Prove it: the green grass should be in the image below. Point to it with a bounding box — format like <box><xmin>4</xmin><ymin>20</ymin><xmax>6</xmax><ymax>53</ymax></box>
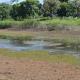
<box><xmin>40</xmin><ymin>17</ymin><xmax>80</xmax><ymax>26</ymax></box>
<box><xmin>0</xmin><ymin>35</ymin><xmax>32</xmax><ymax>41</ymax></box>
<box><xmin>0</xmin><ymin>49</ymin><xmax>80</xmax><ymax>65</ymax></box>
<box><xmin>0</xmin><ymin>30</ymin><xmax>34</xmax><ymax>41</ymax></box>
<box><xmin>0</xmin><ymin>19</ymin><xmax>39</xmax><ymax>29</ymax></box>
<box><xmin>53</xmin><ymin>38</ymin><xmax>80</xmax><ymax>47</ymax></box>
<box><xmin>0</xmin><ymin>18</ymin><xmax>80</xmax><ymax>29</ymax></box>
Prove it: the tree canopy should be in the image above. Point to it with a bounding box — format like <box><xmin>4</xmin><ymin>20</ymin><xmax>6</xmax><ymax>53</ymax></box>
<box><xmin>0</xmin><ymin>0</ymin><xmax>80</xmax><ymax>20</ymax></box>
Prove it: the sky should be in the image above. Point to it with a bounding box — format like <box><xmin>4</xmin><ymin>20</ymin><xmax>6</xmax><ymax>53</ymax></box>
<box><xmin>0</xmin><ymin>0</ymin><xmax>43</xmax><ymax>4</ymax></box>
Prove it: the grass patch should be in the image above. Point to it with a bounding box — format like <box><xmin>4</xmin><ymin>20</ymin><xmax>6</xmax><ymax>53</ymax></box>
<box><xmin>0</xmin><ymin>19</ymin><xmax>39</xmax><ymax>29</ymax></box>
<box><xmin>0</xmin><ymin>49</ymin><xmax>79</xmax><ymax>65</ymax></box>
<box><xmin>40</xmin><ymin>18</ymin><xmax>80</xmax><ymax>26</ymax></box>
<box><xmin>0</xmin><ymin>18</ymin><xmax>80</xmax><ymax>30</ymax></box>
<box><xmin>0</xmin><ymin>30</ymin><xmax>34</xmax><ymax>41</ymax></box>
<box><xmin>52</xmin><ymin>37</ymin><xmax>80</xmax><ymax>50</ymax></box>
<box><xmin>0</xmin><ymin>35</ymin><xmax>32</xmax><ymax>41</ymax></box>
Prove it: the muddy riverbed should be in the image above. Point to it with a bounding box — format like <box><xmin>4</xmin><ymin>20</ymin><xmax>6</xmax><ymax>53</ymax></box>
<box><xmin>0</xmin><ymin>39</ymin><xmax>80</xmax><ymax>56</ymax></box>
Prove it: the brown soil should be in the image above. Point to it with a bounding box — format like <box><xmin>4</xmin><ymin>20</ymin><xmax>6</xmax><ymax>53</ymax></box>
<box><xmin>1</xmin><ymin>29</ymin><xmax>80</xmax><ymax>36</ymax></box>
<box><xmin>0</xmin><ymin>56</ymin><xmax>80</xmax><ymax>80</ymax></box>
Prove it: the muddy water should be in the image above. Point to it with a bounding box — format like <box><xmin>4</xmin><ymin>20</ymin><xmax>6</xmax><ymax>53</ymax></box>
<box><xmin>0</xmin><ymin>39</ymin><xmax>79</xmax><ymax>55</ymax></box>
<box><xmin>0</xmin><ymin>39</ymin><xmax>54</xmax><ymax>51</ymax></box>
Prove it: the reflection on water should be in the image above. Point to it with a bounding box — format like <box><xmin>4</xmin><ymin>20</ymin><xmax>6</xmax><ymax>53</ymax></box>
<box><xmin>0</xmin><ymin>39</ymin><xmax>50</xmax><ymax>51</ymax></box>
<box><xmin>0</xmin><ymin>39</ymin><xmax>79</xmax><ymax>55</ymax></box>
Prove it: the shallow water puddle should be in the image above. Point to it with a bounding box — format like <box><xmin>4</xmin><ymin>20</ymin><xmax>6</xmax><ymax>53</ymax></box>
<box><xmin>0</xmin><ymin>39</ymin><xmax>79</xmax><ymax>56</ymax></box>
<box><xmin>0</xmin><ymin>39</ymin><xmax>53</xmax><ymax>51</ymax></box>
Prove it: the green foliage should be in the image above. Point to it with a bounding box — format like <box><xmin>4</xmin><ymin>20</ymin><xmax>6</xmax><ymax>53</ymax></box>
<box><xmin>59</xmin><ymin>0</ymin><xmax>68</xmax><ymax>2</ymax></box>
<box><xmin>0</xmin><ymin>19</ymin><xmax>40</xmax><ymax>29</ymax></box>
<box><xmin>0</xmin><ymin>6</ymin><xmax>6</xmax><ymax>20</ymax></box>
<box><xmin>10</xmin><ymin>3</ymin><xmax>27</xmax><ymax>20</ymax></box>
<box><xmin>57</xmin><ymin>2</ymin><xmax>69</xmax><ymax>17</ymax></box>
<box><xmin>0</xmin><ymin>18</ymin><xmax>80</xmax><ymax>30</ymax></box>
<box><xmin>0</xmin><ymin>4</ymin><xmax>10</xmax><ymax>20</ymax></box>
<box><xmin>10</xmin><ymin>0</ymin><xmax>40</xmax><ymax>20</ymax></box>
<box><xmin>42</xmin><ymin>0</ymin><xmax>80</xmax><ymax>17</ymax></box>
<box><xmin>0</xmin><ymin>0</ymin><xmax>80</xmax><ymax>19</ymax></box>
<box><xmin>0</xmin><ymin>21</ymin><xmax>12</xmax><ymax>29</ymax></box>
<box><xmin>43</xmin><ymin>0</ymin><xmax>60</xmax><ymax>17</ymax></box>
<box><xmin>19</xmin><ymin>19</ymin><xmax>40</xmax><ymax>29</ymax></box>
<box><xmin>69</xmin><ymin>0</ymin><xmax>80</xmax><ymax>17</ymax></box>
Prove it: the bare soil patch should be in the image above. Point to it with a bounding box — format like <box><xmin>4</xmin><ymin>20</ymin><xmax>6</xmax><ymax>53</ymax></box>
<box><xmin>0</xmin><ymin>56</ymin><xmax>80</xmax><ymax>80</ymax></box>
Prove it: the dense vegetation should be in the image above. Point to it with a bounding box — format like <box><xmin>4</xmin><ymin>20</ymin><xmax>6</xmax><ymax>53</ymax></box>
<box><xmin>0</xmin><ymin>0</ymin><xmax>80</xmax><ymax>20</ymax></box>
<box><xmin>0</xmin><ymin>0</ymin><xmax>79</xmax><ymax>30</ymax></box>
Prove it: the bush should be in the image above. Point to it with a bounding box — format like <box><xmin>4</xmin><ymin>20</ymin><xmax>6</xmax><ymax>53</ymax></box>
<box><xmin>0</xmin><ymin>21</ymin><xmax>12</xmax><ymax>29</ymax></box>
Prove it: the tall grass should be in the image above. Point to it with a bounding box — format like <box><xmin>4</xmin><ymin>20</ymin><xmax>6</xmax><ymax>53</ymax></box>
<box><xmin>0</xmin><ymin>18</ymin><xmax>80</xmax><ymax>30</ymax></box>
<box><xmin>53</xmin><ymin>37</ymin><xmax>80</xmax><ymax>51</ymax></box>
<box><xmin>0</xmin><ymin>35</ymin><xmax>32</xmax><ymax>41</ymax></box>
<box><xmin>40</xmin><ymin>17</ymin><xmax>80</xmax><ymax>30</ymax></box>
<box><xmin>40</xmin><ymin>17</ymin><xmax>80</xmax><ymax>26</ymax></box>
<box><xmin>0</xmin><ymin>19</ymin><xmax>39</xmax><ymax>29</ymax></box>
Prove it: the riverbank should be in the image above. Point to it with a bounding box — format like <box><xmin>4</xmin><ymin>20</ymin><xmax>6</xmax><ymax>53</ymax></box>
<box><xmin>0</xmin><ymin>18</ymin><xmax>80</xmax><ymax>31</ymax></box>
<box><xmin>0</xmin><ymin>55</ymin><xmax>80</xmax><ymax>80</ymax></box>
<box><xmin>0</xmin><ymin>29</ymin><xmax>80</xmax><ymax>80</ymax></box>
<box><xmin>0</xmin><ymin>30</ymin><xmax>80</xmax><ymax>50</ymax></box>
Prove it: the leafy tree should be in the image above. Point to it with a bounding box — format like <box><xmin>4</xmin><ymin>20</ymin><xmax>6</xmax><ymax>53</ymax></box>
<box><xmin>38</xmin><ymin>3</ymin><xmax>43</xmax><ymax>16</ymax></box>
<box><xmin>1</xmin><ymin>3</ymin><xmax>11</xmax><ymax>18</ymax></box>
<box><xmin>43</xmin><ymin>0</ymin><xmax>60</xmax><ymax>17</ymax></box>
<box><xmin>65</xmin><ymin>2</ymin><xmax>77</xmax><ymax>17</ymax></box>
<box><xmin>0</xmin><ymin>3</ymin><xmax>10</xmax><ymax>20</ymax></box>
<box><xmin>57</xmin><ymin>2</ymin><xmax>69</xmax><ymax>17</ymax></box>
<box><xmin>69</xmin><ymin>0</ymin><xmax>80</xmax><ymax>17</ymax></box>
<box><xmin>25</xmin><ymin>0</ymin><xmax>40</xmax><ymax>18</ymax></box>
<box><xmin>0</xmin><ymin>6</ymin><xmax>6</xmax><ymax>20</ymax></box>
<box><xmin>3</xmin><ymin>0</ymin><xmax>80</xmax><ymax>19</ymax></box>
<box><xmin>10</xmin><ymin>2</ymin><xmax>27</xmax><ymax>20</ymax></box>
<box><xmin>10</xmin><ymin>0</ymin><xmax>40</xmax><ymax>20</ymax></box>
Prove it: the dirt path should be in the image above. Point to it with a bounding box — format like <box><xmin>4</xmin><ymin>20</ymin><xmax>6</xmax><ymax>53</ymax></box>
<box><xmin>0</xmin><ymin>56</ymin><xmax>80</xmax><ymax>80</ymax></box>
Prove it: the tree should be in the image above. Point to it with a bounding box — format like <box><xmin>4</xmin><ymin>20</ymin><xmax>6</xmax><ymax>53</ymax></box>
<box><xmin>43</xmin><ymin>0</ymin><xmax>60</xmax><ymax>17</ymax></box>
<box><xmin>10</xmin><ymin>0</ymin><xmax>40</xmax><ymax>20</ymax></box>
<box><xmin>57</xmin><ymin>2</ymin><xmax>69</xmax><ymax>17</ymax></box>
<box><xmin>2</xmin><ymin>3</ymin><xmax>11</xmax><ymax>18</ymax></box>
<box><xmin>26</xmin><ymin>0</ymin><xmax>40</xmax><ymax>18</ymax></box>
<box><xmin>38</xmin><ymin>3</ymin><xmax>43</xmax><ymax>16</ymax></box>
<box><xmin>69</xmin><ymin>0</ymin><xmax>80</xmax><ymax>17</ymax></box>
<box><xmin>10</xmin><ymin>3</ymin><xmax>27</xmax><ymax>20</ymax></box>
<box><xmin>0</xmin><ymin>3</ymin><xmax>10</xmax><ymax>20</ymax></box>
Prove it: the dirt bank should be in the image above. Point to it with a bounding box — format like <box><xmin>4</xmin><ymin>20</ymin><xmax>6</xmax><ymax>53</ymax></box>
<box><xmin>0</xmin><ymin>56</ymin><xmax>80</xmax><ymax>80</ymax></box>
